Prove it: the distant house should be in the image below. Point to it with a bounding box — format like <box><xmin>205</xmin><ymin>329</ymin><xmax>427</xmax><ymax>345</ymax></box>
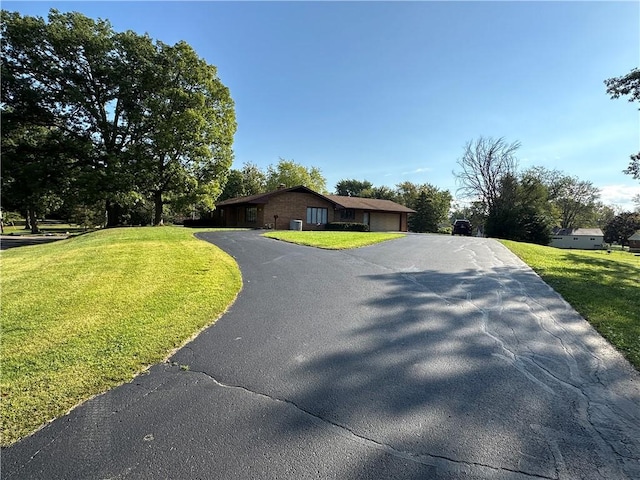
<box><xmin>549</xmin><ymin>228</ymin><xmax>604</xmax><ymax>250</ymax></box>
<box><xmin>213</xmin><ymin>185</ymin><xmax>415</xmax><ymax>232</ymax></box>
<box><xmin>628</xmin><ymin>231</ymin><xmax>640</xmax><ymax>253</ymax></box>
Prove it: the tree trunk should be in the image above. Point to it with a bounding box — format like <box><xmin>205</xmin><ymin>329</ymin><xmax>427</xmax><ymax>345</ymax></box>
<box><xmin>153</xmin><ymin>191</ymin><xmax>164</xmax><ymax>226</ymax></box>
<box><xmin>105</xmin><ymin>200</ymin><xmax>120</xmax><ymax>228</ymax></box>
<box><xmin>28</xmin><ymin>207</ymin><xmax>39</xmax><ymax>234</ymax></box>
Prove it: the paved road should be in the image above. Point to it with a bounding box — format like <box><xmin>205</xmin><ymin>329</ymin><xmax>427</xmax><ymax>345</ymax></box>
<box><xmin>3</xmin><ymin>231</ymin><xmax>639</xmax><ymax>479</ymax></box>
<box><xmin>0</xmin><ymin>234</ymin><xmax>68</xmax><ymax>250</ymax></box>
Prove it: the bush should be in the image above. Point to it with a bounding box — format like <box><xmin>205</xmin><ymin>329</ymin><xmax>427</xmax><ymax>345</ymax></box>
<box><xmin>325</xmin><ymin>222</ymin><xmax>370</xmax><ymax>232</ymax></box>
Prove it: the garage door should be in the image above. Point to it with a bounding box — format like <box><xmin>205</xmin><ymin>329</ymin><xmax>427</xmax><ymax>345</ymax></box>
<box><xmin>369</xmin><ymin>213</ymin><xmax>400</xmax><ymax>232</ymax></box>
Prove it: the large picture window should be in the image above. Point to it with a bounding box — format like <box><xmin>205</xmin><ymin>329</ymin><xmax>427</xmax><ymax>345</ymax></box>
<box><xmin>306</xmin><ymin>207</ymin><xmax>328</xmax><ymax>224</ymax></box>
<box><xmin>246</xmin><ymin>207</ymin><xmax>257</xmax><ymax>223</ymax></box>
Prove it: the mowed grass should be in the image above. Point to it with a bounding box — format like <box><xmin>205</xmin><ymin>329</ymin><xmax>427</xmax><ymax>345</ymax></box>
<box><xmin>2</xmin><ymin>221</ymin><xmax>91</xmax><ymax>236</ymax></box>
<box><xmin>262</xmin><ymin>230</ymin><xmax>405</xmax><ymax>249</ymax></box>
<box><xmin>501</xmin><ymin>240</ymin><xmax>640</xmax><ymax>369</ymax></box>
<box><xmin>0</xmin><ymin>227</ymin><xmax>241</xmax><ymax>446</ymax></box>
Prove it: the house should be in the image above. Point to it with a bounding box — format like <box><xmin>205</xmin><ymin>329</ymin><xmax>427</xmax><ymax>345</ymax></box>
<box><xmin>628</xmin><ymin>231</ymin><xmax>640</xmax><ymax>253</ymax></box>
<box><xmin>213</xmin><ymin>185</ymin><xmax>415</xmax><ymax>232</ymax></box>
<box><xmin>549</xmin><ymin>228</ymin><xmax>605</xmax><ymax>250</ymax></box>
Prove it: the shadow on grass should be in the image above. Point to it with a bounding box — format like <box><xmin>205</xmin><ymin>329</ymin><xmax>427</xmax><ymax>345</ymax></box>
<box><xmin>529</xmin><ymin>253</ymin><xmax>640</xmax><ymax>368</ymax></box>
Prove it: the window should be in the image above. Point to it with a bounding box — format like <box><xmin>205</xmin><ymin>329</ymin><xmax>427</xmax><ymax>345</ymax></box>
<box><xmin>340</xmin><ymin>208</ymin><xmax>355</xmax><ymax>220</ymax></box>
<box><xmin>246</xmin><ymin>207</ymin><xmax>257</xmax><ymax>223</ymax></box>
<box><xmin>306</xmin><ymin>207</ymin><xmax>328</xmax><ymax>224</ymax></box>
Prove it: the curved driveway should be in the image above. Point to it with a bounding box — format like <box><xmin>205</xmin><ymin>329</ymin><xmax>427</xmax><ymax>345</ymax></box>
<box><xmin>3</xmin><ymin>231</ymin><xmax>640</xmax><ymax>479</ymax></box>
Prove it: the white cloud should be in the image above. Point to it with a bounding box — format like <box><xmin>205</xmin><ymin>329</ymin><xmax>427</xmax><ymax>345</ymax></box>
<box><xmin>599</xmin><ymin>184</ymin><xmax>640</xmax><ymax>211</ymax></box>
<box><xmin>401</xmin><ymin>167</ymin><xmax>432</xmax><ymax>175</ymax></box>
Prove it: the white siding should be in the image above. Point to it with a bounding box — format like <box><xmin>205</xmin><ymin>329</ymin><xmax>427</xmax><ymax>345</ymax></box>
<box><xmin>550</xmin><ymin>235</ymin><xmax>604</xmax><ymax>250</ymax></box>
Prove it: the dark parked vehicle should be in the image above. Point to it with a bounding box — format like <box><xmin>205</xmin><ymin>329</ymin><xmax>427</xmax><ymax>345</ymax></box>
<box><xmin>452</xmin><ymin>219</ymin><xmax>472</xmax><ymax>236</ymax></box>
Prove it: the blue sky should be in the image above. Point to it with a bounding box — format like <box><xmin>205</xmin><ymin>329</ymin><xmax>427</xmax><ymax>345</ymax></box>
<box><xmin>5</xmin><ymin>1</ymin><xmax>640</xmax><ymax>210</ymax></box>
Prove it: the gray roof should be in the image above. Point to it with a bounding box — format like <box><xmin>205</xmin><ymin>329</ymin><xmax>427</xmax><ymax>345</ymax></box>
<box><xmin>325</xmin><ymin>195</ymin><xmax>416</xmax><ymax>213</ymax></box>
<box><xmin>552</xmin><ymin>228</ymin><xmax>604</xmax><ymax>236</ymax></box>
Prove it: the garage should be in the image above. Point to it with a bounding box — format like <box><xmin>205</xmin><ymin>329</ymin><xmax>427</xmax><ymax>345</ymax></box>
<box><xmin>369</xmin><ymin>212</ymin><xmax>401</xmax><ymax>232</ymax></box>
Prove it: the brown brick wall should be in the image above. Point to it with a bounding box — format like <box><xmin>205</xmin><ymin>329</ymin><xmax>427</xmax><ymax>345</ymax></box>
<box><xmin>264</xmin><ymin>192</ymin><xmax>336</xmax><ymax>230</ymax></box>
<box><xmin>216</xmin><ymin>191</ymin><xmax>411</xmax><ymax>231</ymax></box>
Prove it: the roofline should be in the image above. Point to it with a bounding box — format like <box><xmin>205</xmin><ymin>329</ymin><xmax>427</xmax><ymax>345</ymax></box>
<box><xmin>216</xmin><ymin>185</ymin><xmax>416</xmax><ymax>213</ymax></box>
<box><xmin>216</xmin><ymin>185</ymin><xmax>341</xmax><ymax>207</ymax></box>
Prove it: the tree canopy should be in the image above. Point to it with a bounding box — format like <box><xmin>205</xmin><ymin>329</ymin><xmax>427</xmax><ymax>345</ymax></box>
<box><xmin>1</xmin><ymin>9</ymin><xmax>236</xmax><ymax>227</ymax></box>
<box><xmin>335</xmin><ymin>179</ymin><xmax>373</xmax><ymax>197</ymax></box>
<box><xmin>265</xmin><ymin>158</ymin><xmax>327</xmax><ymax>193</ymax></box>
<box><xmin>604</xmin><ymin>211</ymin><xmax>640</xmax><ymax>247</ymax></box>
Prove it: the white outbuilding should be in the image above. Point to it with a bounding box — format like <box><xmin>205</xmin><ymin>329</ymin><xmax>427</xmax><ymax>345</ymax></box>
<box><xmin>549</xmin><ymin>228</ymin><xmax>605</xmax><ymax>250</ymax></box>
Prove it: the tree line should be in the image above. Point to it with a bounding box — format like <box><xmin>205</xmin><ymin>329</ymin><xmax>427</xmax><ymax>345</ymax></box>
<box><xmin>1</xmin><ymin>9</ymin><xmax>236</xmax><ymax>232</ymax></box>
<box><xmin>2</xmin><ymin>9</ymin><xmax>637</xmax><ymax>242</ymax></box>
<box><xmin>450</xmin><ymin>136</ymin><xmax>640</xmax><ymax>245</ymax></box>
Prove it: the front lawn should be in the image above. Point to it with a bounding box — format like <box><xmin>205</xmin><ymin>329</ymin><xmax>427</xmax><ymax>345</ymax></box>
<box><xmin>262</xmin><ymin>230</ymin><xmax>405</xmax><ymax>249</ymax></box>
<box><xmin>501</xmin><ymin>240</ymin><xmax>640</xmax><ymax>370</ymax></box>
<box><xmin>0</xmin><ymin>227</ymin><xmax>241</xmax><ymax>446</ymax></box>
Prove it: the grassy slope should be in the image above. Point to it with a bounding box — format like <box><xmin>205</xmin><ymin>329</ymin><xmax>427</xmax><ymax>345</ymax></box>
<box><xmin>501</xmin><ymin>240</ymin><xmax>640</xmax><ymax>369</ymax></box>
<box><xmin>0</xmin><ymin>227</ymin><xmax>241</xmax><ymax>445</ymax></box>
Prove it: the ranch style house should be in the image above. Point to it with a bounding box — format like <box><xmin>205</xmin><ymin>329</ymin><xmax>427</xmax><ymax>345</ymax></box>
<box><xmin>213</xmin><ymin>185</ymin><xmax>415</xmax><ymax>232</ymax></box>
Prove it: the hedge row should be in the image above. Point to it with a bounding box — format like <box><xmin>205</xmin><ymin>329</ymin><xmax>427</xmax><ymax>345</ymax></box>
<box><xmin>325</xmin><ymin>222</ymin><xmax>370</xmax><ymax>232</ymax></box>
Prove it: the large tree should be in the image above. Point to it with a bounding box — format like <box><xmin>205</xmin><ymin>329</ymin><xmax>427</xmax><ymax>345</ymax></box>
<box><xmin>136</xmin><ymin>40</ymin><xmax>236</xmax><ymax>225</ymax></box>
<box><xmin>219</xmin><ymin>162</ymin><xmax>267</xmax><ymax>201</ymax></box>
<box><xmin>552</xmin><ymin>176</ymin><xmax>600</xmax><ymax>229</ymax></box>
<box><xmin>604</xmin><ymin>212</ymin><xmax>640</xmax><ymax>247</ymax></box>
<box><xmin>395</xmin><ymin>182</ymin><xmax>452</xmax><ymax>233</ymax></box>
<box><xmin>1</xmin><ymin>10</ymin><xmax>148</xmax><ymax>225</ymax></box>
<box><xmin>523</xmin><ymin>167</ymin><xmax>600</xmax><ymax>228</ymax></box>
<box><xmin>335</xmin><ymin>179</ymin><xmax>373</xmax><ymax>197</ymax></box>
<box><xmin>454</xmin><ymin>136</ymin><xmax>521</xmax><ymax>217</ymax></box>
<box><xmin>605</xmin><ymin>68</ymin><xmax>640</xmax><ymax>181</ymax></box>
<box><xmin>485</xmin><ymin>173</ymin><xmax>552</xmax><ymax>245</ymax></box>
<box><xmin>265</xmin><ymin>158</ymin><xmax>327</xmax><ymax>193</ymax></box>
<box><xmin>0</xmin><ymin>9</ymin><xmax>235</xmax><ymax>226</ymax></box>
<box><xmin>1</xmin><ymin>125</ymin><xmax>81</xmax><ymax>232</ymax></box>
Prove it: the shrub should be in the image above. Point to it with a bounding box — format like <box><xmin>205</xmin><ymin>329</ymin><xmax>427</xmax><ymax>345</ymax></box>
<box><xmin>325</xmin><ymin>222</ymin><xmax>370</xmax><ymax>232</ymax></box>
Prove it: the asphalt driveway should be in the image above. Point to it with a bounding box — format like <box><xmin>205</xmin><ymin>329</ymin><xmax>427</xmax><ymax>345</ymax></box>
<box><xmin>3</xmin><ymin>231</ymin><xmax>639</xmax><ymax>479</ymax></box>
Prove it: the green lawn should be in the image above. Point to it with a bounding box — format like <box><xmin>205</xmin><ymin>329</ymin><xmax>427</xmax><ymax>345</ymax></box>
<box><xmin>262</xmin><ymin>230</ymin><xmax>405</xmax><ymax>249</ymax></box>
<box><xmin>0</xmin><ymin>227</ymin><xmax>241</xmax><ymax>446</ymax></box>
<box><xmin>3</xmin><ymin>229</ymin><xmax>637</xmax><ymax>445</ymax></box>
<box><xmin>501</xmin><ymin>240</ymin><xmax>640</xmax><ymax>370</ymax></box>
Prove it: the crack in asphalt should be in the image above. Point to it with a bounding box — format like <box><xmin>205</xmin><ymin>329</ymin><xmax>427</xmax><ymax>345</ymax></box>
<box><xmin>185</xmin><ymin>368</ymin><xmax>556</xmax><ymax>480</ymax></box>
<box><xmin>343</xmin><ymin>239</ymin><xmax>639</xmax><ymax>478</ymax></box>
<box><xmin>460</xmin><ymin>263</ymin><xmax>639</xmax><ymax>478</ymax></box>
